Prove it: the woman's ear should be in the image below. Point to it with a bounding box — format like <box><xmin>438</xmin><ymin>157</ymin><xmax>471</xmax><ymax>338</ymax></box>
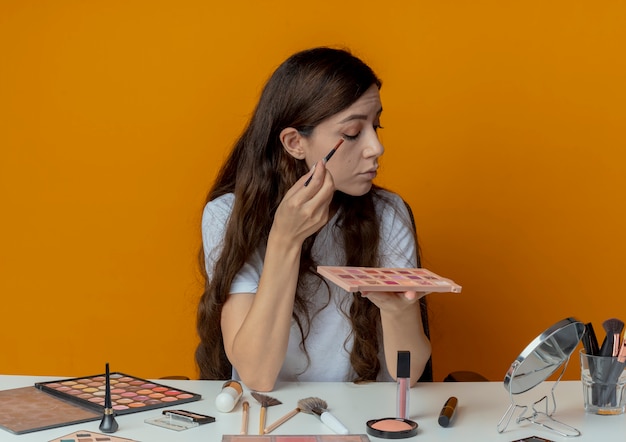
<box><xmin>280</xmin><ymin>127</ymin><xmax>306</xmax><ymax>160</ymax></box>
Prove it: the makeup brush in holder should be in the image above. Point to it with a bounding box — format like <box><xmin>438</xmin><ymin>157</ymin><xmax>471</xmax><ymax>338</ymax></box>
<box><xmin>99</xmin><ymin>363</ymin><xmax>119</xmax><ymax>433</ymax></box>
<box><xmin>298</xmin><ymin>396</ymin><xmax>349</xmax><ymax>435</ymax></box>
<box><xmin>251</xmin><ymin>392</ymin><xmax>282</xmax><ymax>435</ymax></box>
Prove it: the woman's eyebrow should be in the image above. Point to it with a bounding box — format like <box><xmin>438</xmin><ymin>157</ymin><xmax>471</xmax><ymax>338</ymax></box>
<box><xmin>338</xmin><ymin>107</ymin><xmax>383</xmax><ymax>124</ymax></box>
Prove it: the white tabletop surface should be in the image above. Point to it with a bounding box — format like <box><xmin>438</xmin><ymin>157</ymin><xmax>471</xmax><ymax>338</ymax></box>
<box><xmin>1</xmin><ymin>375</ymin><xmax>626</xmax><ymax>441</ymax></box>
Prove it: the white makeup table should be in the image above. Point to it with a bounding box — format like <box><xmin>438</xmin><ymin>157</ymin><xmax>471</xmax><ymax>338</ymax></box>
<box><xmin>1</xmin><ymin>376</ymin><xmax>625</xmax><ymax>441</ymax></box>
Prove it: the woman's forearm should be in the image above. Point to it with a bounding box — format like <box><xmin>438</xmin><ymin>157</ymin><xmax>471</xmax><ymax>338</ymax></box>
<box><xmin>222</xmin><ymin>230</ymin><xmax>303</xmax><ymax>391</ymax></box>
<box><xmin>380</xmin><ymin>303</ymin><xmax>432</xmax><ymax>386</ymax></box>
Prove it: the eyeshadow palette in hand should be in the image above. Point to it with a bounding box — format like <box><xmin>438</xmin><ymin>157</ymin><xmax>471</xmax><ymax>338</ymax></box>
<box><xmin>317</xmin><ymin>266</ymin><xmax>462</xmax><ymax>293</ymax></box>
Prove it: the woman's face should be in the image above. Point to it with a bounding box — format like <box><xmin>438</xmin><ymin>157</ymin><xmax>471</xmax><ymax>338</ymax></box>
<box><xmin>302</xmin><ymin>84</ymin><xmax>384</xmax><ymax>196</ymax></box>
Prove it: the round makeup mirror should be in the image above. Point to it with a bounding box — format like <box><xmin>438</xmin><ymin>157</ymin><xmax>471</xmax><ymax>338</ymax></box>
<box><xmin>497</xmin><ymin>317</ymin><xmax>585</xmax><ymax>437</ymax></box>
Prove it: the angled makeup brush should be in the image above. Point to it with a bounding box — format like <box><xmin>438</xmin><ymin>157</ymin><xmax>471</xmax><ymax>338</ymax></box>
<box><xmin>599</xmin><ymin>318</ymin><xmax>624</xmax><ymax>357</ymax></box>
<box><xmin>99</xmin><ymin>362</ymin><xmax>119</xmax><ymax>433</ymax></box>
<box><xmin>583</xmin><ymin>322</ymin><xmax>600</xmax><ymax>356</ymax></box>
<box><xmin>303</xmin><ymin>138</ymin><xmax>345</xmax><ymax>186</ymax></box>
<box><xmin>298</xmin><ymin>396</ymin><xmax>349</xmax><ymax>435</ymax></box>
<box><xmin>251</xmin><ymin>391</ymin><xmax>282</xmax><ymax>435</ymax></box>
<box><xmin>264</xmin><ymin>406</ymin><xmax>300</xmax><ymax>434</ymax></box>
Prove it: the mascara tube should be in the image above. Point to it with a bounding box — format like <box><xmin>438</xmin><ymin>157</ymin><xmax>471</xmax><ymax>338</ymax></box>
<box><xmin>396</xmin><ymin>351</ymin><xmax>410</xmax><ymax>419</ymax></box>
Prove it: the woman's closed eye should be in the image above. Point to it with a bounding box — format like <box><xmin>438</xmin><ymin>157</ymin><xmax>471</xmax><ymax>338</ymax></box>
<box><xmin>342</xmin><ymin>125</ymin><xmax>383</xmax><ymax>141</ymax></box>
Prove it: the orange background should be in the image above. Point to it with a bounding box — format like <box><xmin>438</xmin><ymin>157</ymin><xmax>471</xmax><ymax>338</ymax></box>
<box><xmin>1</xmin><ymin>1</ymin><xmax>625</xmax><ymax>382</ymax></box>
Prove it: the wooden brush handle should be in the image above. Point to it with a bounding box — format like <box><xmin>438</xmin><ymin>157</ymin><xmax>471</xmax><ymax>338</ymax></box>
<box><xmin>264</xmin><ymin>408</ymin><xmax>300</xmax><ymax>434</ymax></box>
<box><xmin>259</xmin><ymin>406</ymin><xmax>266</xmax><ymax>435</ymax></box>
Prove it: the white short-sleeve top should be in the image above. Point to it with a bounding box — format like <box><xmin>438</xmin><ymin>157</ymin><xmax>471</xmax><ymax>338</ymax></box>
<box><xmin>201</xmin><ymin>190</ymin><xmax>417</xmax><ymax>383</ymax></box>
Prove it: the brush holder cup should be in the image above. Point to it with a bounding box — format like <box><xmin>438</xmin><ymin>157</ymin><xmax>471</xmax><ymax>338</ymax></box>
<box><xmin>580</xmin><ymin>351</ymin><xmax>626</xmax><ymax>415</ymax></box>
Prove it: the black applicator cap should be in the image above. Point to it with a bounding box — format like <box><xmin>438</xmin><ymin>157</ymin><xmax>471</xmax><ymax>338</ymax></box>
<box><xmin>397</xmin><ymin>351</ymin><xmax>411</xmax><ymax>378</ymax></box>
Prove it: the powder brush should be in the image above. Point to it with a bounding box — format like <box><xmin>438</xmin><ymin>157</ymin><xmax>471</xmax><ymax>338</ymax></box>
<box><xmin>298</xmin><ymin>396</ymin><xmax>349</xmax><ymax>435</ymax></box>
<box><xmin>599</xmin><ymin>318</ymin><xmax>624</xmax><ymax>357</ymax></box>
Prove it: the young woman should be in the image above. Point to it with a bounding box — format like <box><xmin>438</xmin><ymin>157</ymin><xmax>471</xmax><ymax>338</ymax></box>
<box><xmin>196</xmin><ymin>47</ymin><xmax>431</xmax><ymax>392</ymax></box>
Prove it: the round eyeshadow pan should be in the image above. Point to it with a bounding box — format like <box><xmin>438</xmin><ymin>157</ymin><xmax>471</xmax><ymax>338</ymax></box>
<box><xmin>128</xmin><ymin>402</ymin><xmax>146</xmax><ymax>408</ymax></box>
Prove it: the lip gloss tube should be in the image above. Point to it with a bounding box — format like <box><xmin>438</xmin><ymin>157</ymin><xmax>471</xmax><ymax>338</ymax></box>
<box><xmin>396</xmin><ymin>351</ymin><xmax>410</xmax><ymax>419</ymax></box>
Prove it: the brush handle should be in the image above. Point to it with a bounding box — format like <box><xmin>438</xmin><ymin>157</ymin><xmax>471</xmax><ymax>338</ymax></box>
<box><xmin>264</xmin><ymin>408</ymin><xmax>300</xmax><ymax>434</ymax></box>
<box><xmin>240</xmin><ymin>401</ymin><xmax>249</xmax><ymax>435</ymax></box>
<box><xmin>259</xmin><ymin>406</ymin><xmax>266</xmax><ymax>435</ymax></box>
<box><xmin>320</xmin><ymin>411</ymin><xmax>349</xmax><ymax>435</ymax></box>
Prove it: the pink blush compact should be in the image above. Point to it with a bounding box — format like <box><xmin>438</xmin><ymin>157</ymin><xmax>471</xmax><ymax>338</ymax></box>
<box><xmin>366</xmin><ymin>417</ymin><xmax>418</xmax><ymax>439</ymax></box>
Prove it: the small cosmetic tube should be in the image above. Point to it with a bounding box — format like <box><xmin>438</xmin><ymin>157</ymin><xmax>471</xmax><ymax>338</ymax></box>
<box><xmin>438</xmin><ymin>396</ymin><xmax>458</xmax><ymax>427</ymax></box>
<box><xmin>215</xmin><ymin>380</ymin><xmax>243</xmax><ymax>412</ymax></box>
<box><xmin>397</xmin><ymin>351</ymin><xmax>410</xmax><ymax>419</ymax></box>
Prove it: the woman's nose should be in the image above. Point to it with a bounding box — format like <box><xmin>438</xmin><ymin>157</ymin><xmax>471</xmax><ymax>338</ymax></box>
<box><xmin>364</xmin><ymin>132</ymin><xmax>384</xmax><ymax>158</ymax></box>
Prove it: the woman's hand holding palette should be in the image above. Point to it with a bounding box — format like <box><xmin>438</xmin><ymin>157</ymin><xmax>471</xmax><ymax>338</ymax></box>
<box><xmin>317</xmin><ymin>266</ymin><xmax>462</xmax><ymax>293</ymax></box>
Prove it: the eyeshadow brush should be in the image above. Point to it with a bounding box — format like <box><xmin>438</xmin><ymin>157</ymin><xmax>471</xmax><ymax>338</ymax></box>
<box><xmin>99</xmin><ymin>362</ymin><xmax>119</xmax><ymax>433</ymax></box>
<box><xmin>303</xmin><ymin>138</ymin><xmax>345</xmax><ymax>186</ymax></box>
<box><xmin>251</xmin><ymin>391</ymin><xmax>282</xmax><ymax>435</ymax></box>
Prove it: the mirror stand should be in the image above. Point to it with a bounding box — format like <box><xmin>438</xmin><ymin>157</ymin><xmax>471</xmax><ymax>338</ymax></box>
<box><xmin>497</xmin><ymin>354</ymin><xmax>581</xmax><ymax>437</ymax></box>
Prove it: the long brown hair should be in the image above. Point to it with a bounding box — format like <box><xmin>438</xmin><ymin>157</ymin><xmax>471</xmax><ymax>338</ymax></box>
<box><xmin>196</xmin><ymin>47</ymin><xmax>392</xmax><ymax>381</ymax></box>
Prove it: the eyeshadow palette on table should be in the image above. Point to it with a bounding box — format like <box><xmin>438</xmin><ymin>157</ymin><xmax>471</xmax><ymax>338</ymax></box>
<box><xmin>0</xmin><ymin>372</ymin><xmax>201</xmax><ymax>435</ymax></box>
<box><xmin>317</xmin><ymin>266</ymin><xmax>462</xmax><ymax>293</ymax></box>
